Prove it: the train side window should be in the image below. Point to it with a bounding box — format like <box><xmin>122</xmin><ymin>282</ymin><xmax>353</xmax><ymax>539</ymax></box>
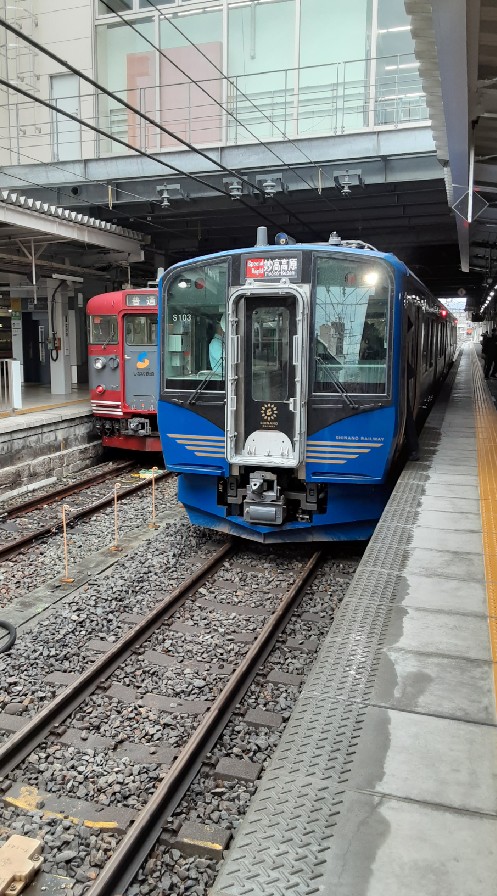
<box><xmin>428</xmin><ymin>323</ymin><xmax>432</xmax><ymax>366</ymax></box>
<box><xmin>89</xmin><ymin>315</ymin><xmax>118</xmax><ymax>345</ymax></box>
<box><xmin>422</xmin><ymin>319</ymin><xmax>429</xmax><ymax>370</ymax></box>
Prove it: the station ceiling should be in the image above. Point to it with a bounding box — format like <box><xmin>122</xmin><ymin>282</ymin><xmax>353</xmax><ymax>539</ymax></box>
<box><xmin>406</xmin><ymin>0</ymin><xmax>497</xmax><ymax>311</ymax></box>
<box><xmin>0</xmin><ymin>132</ymin><xmax>468</xmax><ymax>303</ymax></box>
<box><xmin>0</xmin><ymin>1</ymin><xmax>493</xmax><ymax>310</ymax></box>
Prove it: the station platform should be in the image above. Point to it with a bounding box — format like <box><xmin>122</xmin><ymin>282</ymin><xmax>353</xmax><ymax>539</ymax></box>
<box><xmin>0</xmin><ymin>383</ymin><xmax>90</xmax><ymax>419</ymax></box>
<box><xmin>211</xmin><ymin>342</ymin><xmax>497</xmax><ymax>896</ymax></box>
<box><xmin>0</xmin><ymin>385</ymin><xmax>99</xmax><ymax>500</ymax></box>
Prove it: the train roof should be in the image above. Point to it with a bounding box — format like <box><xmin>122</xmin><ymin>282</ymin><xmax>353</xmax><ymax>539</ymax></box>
<box><xmin>160</xmin><ymin>240</ymin><xmax>456</xmax><ymax>322</ymax></box>
<box><xmin>86</xmin><ymin>288</ymin><xmax>157</xmax><ymax>314</ymax></box>
<box><xmin>162</xmin><ymin>241</ymin><xmax>402</xmax><ymax>272</ymax></box>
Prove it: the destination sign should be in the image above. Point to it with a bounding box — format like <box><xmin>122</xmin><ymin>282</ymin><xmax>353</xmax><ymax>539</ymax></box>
<box><xmin>244</xmin><ymin>255</ymin><xmax>301</xmax><ymax>281</ymax></box>
<box><xmin>125</xmin><ymin>293</ymin><xmax>157</xmax><ymax>307</ymax></box>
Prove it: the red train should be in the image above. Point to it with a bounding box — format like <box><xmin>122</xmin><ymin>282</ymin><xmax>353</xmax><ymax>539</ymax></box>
<box><xmin>86</xmin><ymin>288</ymin><xmax>161</xmax><ymax>451</ymax></box>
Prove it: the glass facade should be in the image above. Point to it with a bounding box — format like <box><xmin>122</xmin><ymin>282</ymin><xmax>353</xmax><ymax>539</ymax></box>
<box><xmin>95</xmin><ymin>0</ymin><xmax>426</xmax><ymax>152</ymax></box>
<box><xmin>159</xmin><ymin>8</ymin><xmax>223</xmax><ymax>147</ymax></box>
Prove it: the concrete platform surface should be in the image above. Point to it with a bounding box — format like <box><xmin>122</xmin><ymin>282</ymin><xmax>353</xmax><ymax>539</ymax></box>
<box><xmin>210</xmin><ymin>345</ymin><xmax>497</xmax><ymax>896</ymax></box>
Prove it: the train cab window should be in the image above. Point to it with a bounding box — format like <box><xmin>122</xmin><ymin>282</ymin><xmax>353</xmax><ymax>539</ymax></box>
<box><xmin>163</xmin><ymin>261</ymin><xmax>228</xmax><ymax>391</ymax></box>
<box><xmin>88</xmin><ymin>315</ymin><xmax>118</xmax><ymax>345</ymax></box>
<box><xmin>124</xmin><ymin>315</ymin><xmax>157</xmax><ymax>345</ymax></box>
<box><xmin>251</xmin><ymin>307</ymin><xmax>290</xmax><ymax>402</ymax></box>
<box><xmin>313</xmin><ymin>256</ymin><xmax>391</xmax><ymax>394</ymax></box>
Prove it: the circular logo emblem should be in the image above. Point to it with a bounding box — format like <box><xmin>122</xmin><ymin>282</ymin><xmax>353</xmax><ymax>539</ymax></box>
<box><xmin>260</xmin><ymin>403</ymin><xmax>278</xmax><ymax>424</ymax></box>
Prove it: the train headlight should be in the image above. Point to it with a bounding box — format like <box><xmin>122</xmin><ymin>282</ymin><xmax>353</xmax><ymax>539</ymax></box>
<box><xmin>94</xmin><ymin>357</ymin><xmax>106</xmax><ymax>370</ymax></box>
<box><xmin>363</xmin><ymin>271</ymin><xmax>379</xmax><ymax>286</ymax></box>
<box><xmin>96</xmin><ymin>385</ymin><xmax>106</xmax><ymax>395</ymax></box>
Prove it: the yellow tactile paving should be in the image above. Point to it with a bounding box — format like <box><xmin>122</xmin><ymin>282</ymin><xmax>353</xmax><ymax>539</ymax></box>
<box><xmin>472</xmin><ymin>346</ymin><xmax>497</xmax><ymax>703</ymax></box>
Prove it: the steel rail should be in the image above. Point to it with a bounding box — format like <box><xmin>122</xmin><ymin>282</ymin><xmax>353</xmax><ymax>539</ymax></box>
<box><xmin>0</xmin><ymin>541</ymin><xmax>233</xmax><ymax>777</ymax></box>
<box><xmin>87</xmin><ymin>550</ymin><xmax>322</xmax><ymax>896</ymax></box>
<box><xmin>0</xmin><ymin>471</ymin><xmax>170</xmax><ymax>560</ymax></box>
<box><xmin>4</xmin><ymin>462</ymin><xmax>136</xmax><ymax>518</ymax></box>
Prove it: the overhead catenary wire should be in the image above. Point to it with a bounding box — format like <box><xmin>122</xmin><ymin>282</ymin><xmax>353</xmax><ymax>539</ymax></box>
<box><xmin>142</xmin><ymin>0</ymin><xmax>339</xmax><ymax>210</ymax></box>
<box><xmin>0</xmin><ymin>140</ymin><xmax>197</xmax><ymax>242</ymax></box>
<box><xmin>0</xmin><ymin>14</ymin><xmax>320</xmax><ymax>238</ymax></box>
<box><xmin>0</xmin><ymin>15</ymin><xmax>263</xmax><ymax>201</ymax></box>
<box><xmin>0</xmin><ymin>73</ymin><xmax>286</xmax><ymax>235</ymax></box>
<box><xmin>100</xmin><ymin>0</ymin><xmax>338</xmax><ymax>215</ymax></box>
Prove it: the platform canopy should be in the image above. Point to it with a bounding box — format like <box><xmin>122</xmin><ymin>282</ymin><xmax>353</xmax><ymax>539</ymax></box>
<box><xmin>406</xmin><ymin>0</ymin><xmax>497</xmax><ymax>310</ymax></box>
<box><xmin>0</xmin><ymin>188</ymin><xmax>148</xmax><ymax>280</ymax></box>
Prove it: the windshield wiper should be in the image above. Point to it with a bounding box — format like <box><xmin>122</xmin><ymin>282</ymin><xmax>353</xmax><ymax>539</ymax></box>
<box><xmin>316</xmin><ymin>359</ymin><xmax>358</xmax><ymax>409</ymax></box>
<box><xmin>187</xmin><ymin>359</ymin><xmax>224</xmax><ymax>405</ymax></box>
<box><xmin>101</xmin><ymin>332</ymin><xmax>116</xmax><ymax>350</ymax></box>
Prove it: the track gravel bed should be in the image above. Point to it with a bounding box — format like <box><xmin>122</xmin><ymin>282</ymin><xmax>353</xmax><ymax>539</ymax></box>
<box><xmin>0</xmin><ymin>459</ymin><xmax>136</xmax><ymax>513</ymax></box>
<box><xmin>0</xmin><ymin>474</ymin><xmax>176</xmax><ymax>607</ymax></box>
<box><xmin>0</xmin><ymin>527</ymin><xmax>360</xmax><ymax>896</ymax></box>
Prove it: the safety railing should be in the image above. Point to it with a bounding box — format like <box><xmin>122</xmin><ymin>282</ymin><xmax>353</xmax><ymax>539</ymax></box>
<box><xmin>95</xmin><ymin>54</ymin><xmax>428</xmax><ymax>153</ymax></box>
<box><xmin>0</xmin><ymin>360</ymin><xmax>22</xmax><ymax>413</ymax></box>
<box><xmin>3</xmin><ymin>54</ymin><xmax>429</xmax><ymax>164</ymax></box>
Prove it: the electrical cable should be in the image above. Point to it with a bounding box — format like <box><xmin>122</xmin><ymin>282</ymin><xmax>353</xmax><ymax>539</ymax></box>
<box><xmin>0</xmin><ymin>619</ymin><xmax>16</xmax><ymax>653</ymax></box>
<box><xmin>137</xmin><ymin>0</ymin><xmax>339</xmax><ymax>209</ymax></box>
<box><xmin>0</xmin><ymin>14</ymin><xmax>319</xmax><ymax>237</ymax></box>
<box><xmin>0</xmin><ymin>141</ymin><xmax>195</xmax><ymax>241</ymax></box>
<box><xmin>100</xmin><ymin>0</ymin><xmax>338</xmax><ymax>216</ymax></box>
<box><xmin>0</xmin><ymin>15</ymin><xmax>262</xmax><ymax>202</ymax></box>
<box><xmin>50</xmin><ymin>280</ymin><xmax>62</xmax><ymax>361</ymax></box>
<box><xmin>0</xmin><ymin>74</ymin><xmax>284</xmax><ymax>234</ymax></box>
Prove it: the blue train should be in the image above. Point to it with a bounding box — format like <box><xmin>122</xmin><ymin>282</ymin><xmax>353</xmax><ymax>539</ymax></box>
<box><xmin>157</xmin><ymin>229</ymin><xmax>456</xmax><ymax>543</ymax></box>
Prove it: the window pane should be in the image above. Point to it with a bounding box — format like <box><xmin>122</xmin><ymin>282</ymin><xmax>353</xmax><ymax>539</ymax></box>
<box><xmin>98</xmin><ymin>0</ymin><xmax>133</xmax><ymax>14</ymax></box>
<box><xmin>159</xmin><ymin>9</ymin><xmax>223</xmax><ymax>147</ymax></box>
<box><xmin>96</xmin><ymin>17</ymin><xmax>156</xmax><ymax>153</ymax></box>
<box><xmin>299</xmin><ymin>0</ymin><xmax>369</xmax><ymax>135</ymax></box>
<box><xmin>375</xmin><ymin>0</ymin><xmax>427</xmax><ymax>124</ymax></box>
<box><xmin>314</xmin><ymin>257</ymin><xmax>391</xmax><ymax>394</ymax></box>
<box><xmin>89</xmin><ymin>315</ymin><xmax>118</xmax><ymax>344</ymax></box>
<box><xmin>124</xmin><ymin>314</ymin><xmax>157</xmax><ymax>345</ymax></box>
<box><xmin>51</xmin><ymin>74</ymin><xmax>81</xmax><ymax>161</ymax></box>
<box><xmin>252</xmin><ymin>307</ymin><xmax>289</xmax><ymax>401</ymax></box>
<box><xmin>227</xmin><ymin>0</ymin><xmax>296</xmax><ymax>142</ymax></box>
<box><xmin>140</xmin><ymin>1</ymin><xmax>176</xmax><ymax>8</ymax></box>
<box><xmin>164</xmin><ymin>262</ymin><xmax>228</xmax><ymax>389</ymax></box>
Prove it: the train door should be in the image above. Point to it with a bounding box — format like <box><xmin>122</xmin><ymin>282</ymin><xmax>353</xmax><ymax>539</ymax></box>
<box><xmin>123</xmin><ymin>314</ymin><xmax>158</xmax><ymax>411</ymax></box>
<box><xmin>227</xmin><ymin>291</ymin><xmax>308</xmax><ymax>467</ymax></box>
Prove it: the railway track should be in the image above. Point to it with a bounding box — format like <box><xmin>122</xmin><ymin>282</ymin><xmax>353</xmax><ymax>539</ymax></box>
<box><xmin>0</xmin><ymin>464</ymin><xmax>170</xmax><ymax>561</ymax></box>
<box><xmin>0</xmin><ymin>539</ymin><xmax>353</xmax><ymax>896</ymax></box>
<box><xmin>2</xmin><ymin>461</ymin><xmax>136</xmax><ymax>518</ymax></box>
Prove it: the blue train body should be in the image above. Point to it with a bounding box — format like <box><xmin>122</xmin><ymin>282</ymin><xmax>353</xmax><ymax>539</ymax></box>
<box><xmin>157</xmin><ymin>233</ymin><xmax>456</xmax><ymax>543</ymax></box>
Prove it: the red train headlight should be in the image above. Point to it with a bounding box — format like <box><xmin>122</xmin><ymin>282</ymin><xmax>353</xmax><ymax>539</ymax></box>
<box><xmin>96</xmin><ymin>385</ymin><xmax>106</xmax><ymax>395</ymax></box>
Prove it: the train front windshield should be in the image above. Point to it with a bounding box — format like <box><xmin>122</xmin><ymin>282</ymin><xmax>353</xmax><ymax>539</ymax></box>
<box><xmin>313</xmin><ymin>256</ymin><xmax>391</xmax><ymax>395</ymax></box>
<box><xmin>163</xmin><ymin>262</ymin><xmax>228</xmax><ymax>391</ymax></box>
<box><xmin>88</xmin><ymin>315</ymin><xmax>118</xmax><ymax>345</ymax></box>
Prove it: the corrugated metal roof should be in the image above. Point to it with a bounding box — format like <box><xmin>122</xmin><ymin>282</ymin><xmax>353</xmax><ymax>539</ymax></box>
<box><xmin>0</xmin><ymin>189</ymin><xmax>144</xmax><ymax>243</ymax></box>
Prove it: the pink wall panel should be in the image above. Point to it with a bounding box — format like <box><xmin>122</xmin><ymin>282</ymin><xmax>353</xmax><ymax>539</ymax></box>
<box><xmin>159</xmin><ymin>42</ymin><xmax>223</xmax><ymax>147</ymax></box>
<box><xmin>127</xmin><ymin>52</ymin><xmax>157</xmax><ymax>149</ymax></box>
